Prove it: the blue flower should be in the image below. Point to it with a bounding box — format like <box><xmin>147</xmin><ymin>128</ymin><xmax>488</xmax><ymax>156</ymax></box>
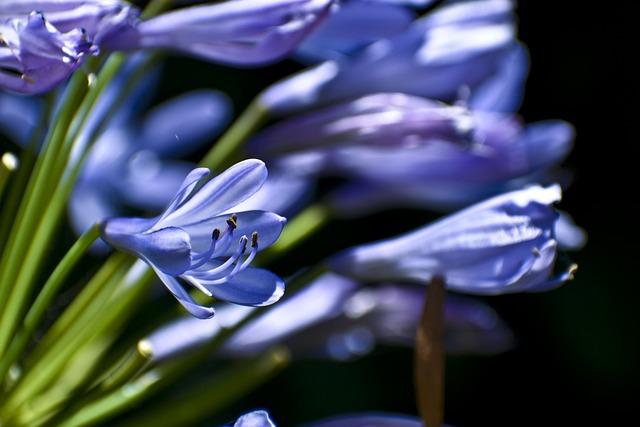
<box><xmin>0</xmin><ymin>11</ymin><xmax>99</xmax><ymax>93</ymax></box>
<box><xmin>141</xmin><ymin>273</ymin><xmax>514</xmax><ymax>362</ymax></box>
<box><xmin>102</xmin><ymin>0</ymin><xmax>337</xmax><ymax>66</ymax></box>
<box><xmin>247</xmin><ymin>92</ymin><xmax>574</xmax><ymax>213</ymax></box>
<box><xmin>329</xmin><ymin>184</ymin><xmax>578</xmax><ymax>295</ymax></box>
<box><xmin>260</xmin><ymin>0</ymin><xmax>520</xmax><ymax>115</ymax></box>
<box><xmin>99</xmin><ymin>159</ymin><xmax>287</xmax><ymax>319</ymax></box>
<box><xmin>0</xmin><ymin>0</ymin><xmax>136</xmax><ymax>42</ymax></box>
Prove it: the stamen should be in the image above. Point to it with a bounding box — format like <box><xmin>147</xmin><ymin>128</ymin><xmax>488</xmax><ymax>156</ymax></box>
<box><xmin>239</xmin><ymin>232</ymin><xmax>259</xmax><ymax>270</ymax></box>
<box><xmin>190</xmin><ymin>228</ymin><xmax>222</xmax><ymax>269</ymax></box>
<box><xmin>202</xmin><ymin>236</ymin><xmax>248</xmax><ymax>277</ymax></box>
<box><xmin>227</xmin><ymin>214</ymin><xmax>238</xmax><ymax>229</ymax></box>
<box><xmin>191</xmin><ymin>214</ymin><xmax>238</xmax><ymax>268</ymax></box>
<box><xmin>182</xmin><ymin>276</ymin><xmax>213</xmax><ymax>297</ymax></box>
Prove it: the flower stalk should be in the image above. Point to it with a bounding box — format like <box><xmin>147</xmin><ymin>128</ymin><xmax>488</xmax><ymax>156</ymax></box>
<box><xmin>414</xmin><ymin>276</ymin><xmax>446</xmax><ymax>427</ymax></box>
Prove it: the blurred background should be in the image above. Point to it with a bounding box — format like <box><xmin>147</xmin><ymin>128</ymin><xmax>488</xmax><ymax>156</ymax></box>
<box><xmin>147</xmin><ymin>1</ymin><xmax>637</xmax><ymax>426</ymax></box>
<box><xmin>221</xmin><ymin>1</ymin><xmax>637</xmax><ymax>426</ymax></box>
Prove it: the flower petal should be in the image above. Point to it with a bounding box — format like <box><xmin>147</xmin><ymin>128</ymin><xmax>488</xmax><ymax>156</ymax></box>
<box><xmin>157</xmin><ymin>159</ymin><xmax>268</xmax><ymax>229</ymax></box>
<box><xmin>151</xmin><ymin>266</ymin><xmax>215</xmax><ymax>319</ymax></box>
<box><xmin>154</xmin><ymin>167</ymin><xmax>209</xmax><ymax>225</ymax></box>
<box><xmin>203</xmin><ymin>267</ymin><xmax>285</xmax><ymax>307</ymax></box>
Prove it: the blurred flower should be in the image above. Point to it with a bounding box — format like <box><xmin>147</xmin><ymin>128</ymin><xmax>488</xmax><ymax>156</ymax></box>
<box><xmin>261</xmin><ymin>0</ymin><xmax>521</xmax><ymax>114</ymax></box>
<box><xmin>103</xmin><ymin>0</ymin><xmax>338</xmax><ymax>66</ymax></box>
<box><xmin>70</xmin><ymin>88</ymin><xmax>233</xmax><ymax>246</ymax></box>
<box><xmin>0</xmin><ymin>90</ymin><xmax>43</xmax><ymax>144</ymax></box>
<box><xmin>247</xmin><ymin>92</ymin><xmax>574</xmax><ymax>213</ymax></box>
<box><xmin>99</xmin><ymin>159</ymin><xmax>287</xmax><ymax>318</ymax></box>
<box><xmin>329</xmin><ymin>184</ymin><xmax>578</xmax><ymax>295</ymax></box>
<box><xmin>142</xmin><ymin>272</ymin><xmax>514</xmax><ymax>362</ymax></box>
<box><xmin>0</xmin><ymin>11</ymin><xmax>99</xmax><ymax>93</ymax></box>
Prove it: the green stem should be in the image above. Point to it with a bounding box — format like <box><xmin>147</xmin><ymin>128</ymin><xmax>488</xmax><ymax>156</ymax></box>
<box><xmin>3</xmin><ymin>263</ymin><xmax>154</xmax><ymax>412</ymax></box>
<box><xmin>53</xmin><ymin>263</ymin><xmax>328</xmax><ymax>425</ymax></box>
<box><xmin>199</xmin><ymin>98</ymin><xmax>270</xmax><ymax>172</ymax></box>
<box><xmin>100</xmin><ymin>347</ymin><xmax>290</xmax><ymax>427</ymax></box>
<box><xmin>0</xmin><ymin>225</ymin><xmax>99</xmax><ymax>384</ymax></box>
<box><xmin>414</xmin><ymin>276</ymin><xmax>446</xmax><ymax>427</ymax></box>
<box><xmin>0</xmin><ymin>73</ymin><xmax>91</xmax><ymax>359</ymax></box>
<box><xmin>140</xmin><ymin>0</ymin><xmax>175</xmax><ymax>19</ymax></box>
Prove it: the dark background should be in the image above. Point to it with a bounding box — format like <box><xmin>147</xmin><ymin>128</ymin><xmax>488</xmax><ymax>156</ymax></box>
<box><xmin>3</xmin><ymin>0</ymin><xmax>634</xmax><ymax>425</ymax></box>
<box><xmin>215</xmin><ymin>1</ymin><xmax>638</xmax><ymax>426</ymax></box>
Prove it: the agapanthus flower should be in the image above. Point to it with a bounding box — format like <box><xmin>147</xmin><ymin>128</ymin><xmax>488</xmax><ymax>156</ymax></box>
<box><xmin>99</xmin><ymin>159</ymin><xmax>287</xmax><ymax>319</ymax></box>
<box><xmin>247</xmin><ymin>92</ymin><xmax>573</xmax><ymax>212</ymax></box>
<box><xmin>141</xmin><ymin>273</ymin><xmax>514</xmax><ymax>362</ymax></box>
<box><xmin>329</xmin><ymin>184</ymin><xmax>578</xmax><ymax>295</ymax></box>
<box><xmin>0</xmin><ymin>0</ymin><xmax>136</xmax><ymax>42</ymax></box>
<box><xmin>0</xmin><ymin>11</ymin><xmax>99</xmax><ymax>93</ymax></box>
<box><xmin>261</xmin><ymin>0</ymin><xmax>520</xmax><ymax>115</ymax></box>
<box><xmin>102</xmin><ymin>0</ymin><xmax>338</xmax><ymax>66</ymax></box>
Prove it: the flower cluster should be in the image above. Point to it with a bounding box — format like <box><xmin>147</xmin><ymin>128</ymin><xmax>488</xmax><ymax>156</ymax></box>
<box><xmin>0</xmin><ymin>1</ymin><xmax>585</xmax><ymax>426</ymax></box>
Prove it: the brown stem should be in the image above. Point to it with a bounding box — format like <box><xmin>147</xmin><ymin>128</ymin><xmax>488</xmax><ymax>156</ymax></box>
<box><xmin>414</xmin><ymin>275</ymin><xmax>446</xmax><ymax>427</ymax></box>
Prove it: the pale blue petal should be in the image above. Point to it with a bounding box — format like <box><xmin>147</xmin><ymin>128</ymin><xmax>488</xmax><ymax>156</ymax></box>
<box><xmin>100</xmin><ymin>218</ymin><xmax>191</xmax><ymax>275</ymax></box>
<box><xmin>154</xmin><ymin>167</ymin><xmax>209</xmax><ymax>224</ymax></box>
<box><xmin>203</xmin><ymin>267</ymin><xmax>285</xmax><ymax>307</ymax></box>
<box><xmin>151</xmin><ymin>266</ymin><xmax>216</xmax><ymax>319</ymax></box>
<box><xmin>157</xmin><ymin>160</ymin><xmax>268</xmax><ymax>229</ymax></box>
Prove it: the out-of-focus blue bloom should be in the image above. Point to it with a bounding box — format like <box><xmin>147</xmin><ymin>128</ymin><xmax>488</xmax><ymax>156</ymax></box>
<box><xmin>261</xmin><ymin>0</ymin><xmax>520</xmax><ymax>115</ymax></box>
<box><xmin>0</xmin><ymin>11</ymin><xmax>99</xmax><ymax>93</ymax></box>
<box><xmin>293</xmin><ymin>1</ymin><xmax>417</xmax><ymax>63</ymax></box>
<box><xmin>247</xmin><ymin>92</ymin><xmax>573</xmax><ymax>213</ymax></box>
<box><xmin>0</xmin><ymin>91</ymin><xmax>43</xmax><ymax>144</ymax></box>
<box><xmin>70</xmin><ymin>89</ymin><xmax>233</xmax><ymax>245</ymax></box>
<box><xmin>142</xmin><ymin>272</ymin><xmax>514</xmax><ymax>362</ymax></box>
<box><xmin>99</xmin><ymin>159</ymin><xmax>287</xmax><ymax>319</ymax></box>
<box><xmin>229</xmin><ymin>410</ymin><xmax>277</xmax><ymax>427</ymax></box>
<box><xmin>103</xmin><ymin>0</ymin><xmax>338</xmax><ymax>66</ymax></box>
<box><xmin>329</xmin><ymin>184</ymin><xmax>578</xmax><ymax>295</ymax></box>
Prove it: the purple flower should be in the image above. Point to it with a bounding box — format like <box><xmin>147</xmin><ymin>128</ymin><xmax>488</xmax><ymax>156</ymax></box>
<box><xmin>247</xmin><ymin>92</ymin><xmax>574</xmax><ymax>213</ymax></box>
<box><xmin>0</xmin><ymin>0</ymin><xmax>136</xmax><ymax>42</ymax></box>
<box><xmin>0</xmin><ymin>11</ymin><xmax>99</xmax><ymax>93</ymax></box>
<box><xmin>141</xmin><ymin>273</ymin><xmax>514</xmax><ymax>362</ymax></box>
<box><xmin>99</xmin><ymin>159</ymin><xmax>287</xmax><ymax>319</ymax></box>
<box><xmin>102</xmin><ymin>0</ymin><xmax>337</xmax><ymax>66</ymax></box>
<box><xmin>329</xmin><ymin>184</ymin><xmax>578</xmax><ymax>295</ymax></box>
<box><xmin>260</xmin><ymin>0</ymin><xmax>520</xmax><ymax>114</ymax></box>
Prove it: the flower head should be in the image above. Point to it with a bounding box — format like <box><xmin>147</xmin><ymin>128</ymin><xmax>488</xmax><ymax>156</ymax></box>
<box><xmin>329</xmin><ymin>184</ymin><xmax>577</xmax><ymax>295</ymax></box>
<box><xmin>99</xmin><ymin>159</ymin><xmax>287</xmax><ymax>318</ymax></box>
<box><xmin>0</xmin><ymin>11</ymin><xmax>99</xmax><ymax>93</ymax></box>
<box><xmin>261</xmin><ymin>0</ymin><xmax>519</xmax><ymax>114</ymax></box>
<box><xmin>102</xmin><ymin>0</ymin><xmax>337</xmax><ymax>66</ymax></box>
